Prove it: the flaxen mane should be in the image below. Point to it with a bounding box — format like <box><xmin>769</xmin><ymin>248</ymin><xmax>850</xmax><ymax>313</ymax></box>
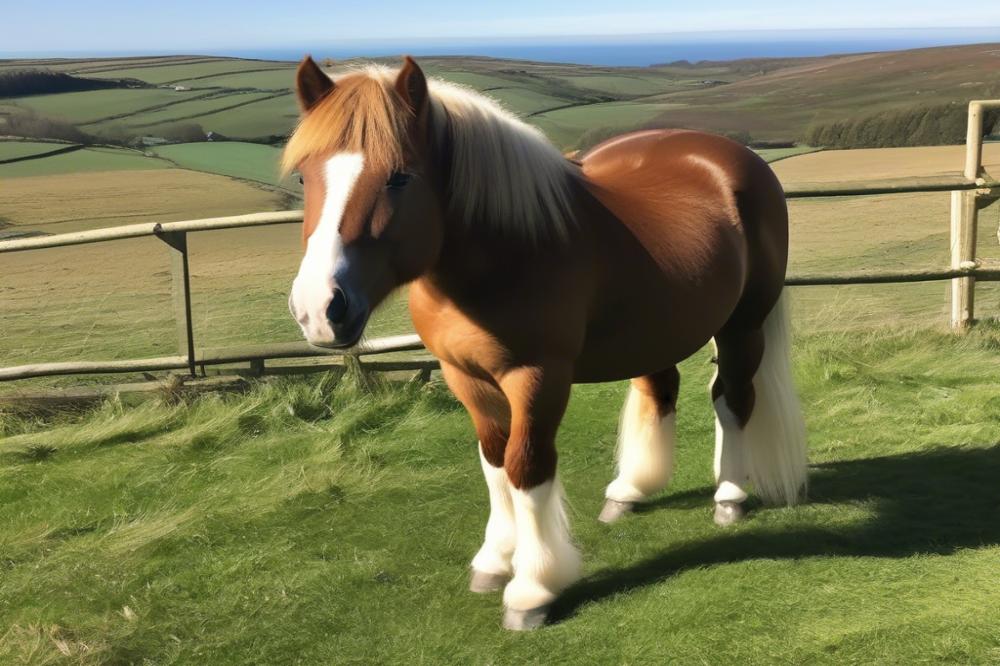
<box><xmin>283</xmin><ymin>65</ymin><xmax>579</xmax><ymax>242</ymax></box>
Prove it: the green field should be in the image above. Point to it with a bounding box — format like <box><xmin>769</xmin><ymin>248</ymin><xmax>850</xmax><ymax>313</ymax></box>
<box><xmin>114</xmin><ymin>91</ymin><xmax>277</xmax><ymax>129</ymax></box>
<box><xmin>532</xmin><ymin>100</ymin><xmax>683</xmax><ymax>147</ymax></box>
<box><xmin>169</xmin><ymin>69</ymin><xmax>295</xmax><ymax>91</ymax></box>
<box><xmin>0</xmin><ymin>139</ymin><xmax>73</xmax><ymax>160</ymax></box>
<box><xmin>80</xmin><ymin>60</ymin><xmax>293</xmax><ymax>85</ymax></box>
<box><xmin>152</xmin><ymin>93</ymin><xmax>297</xmax><ymax>139</ymax></box>
<box><xmin>0</xmin><ymin>146</ymin><xmax>168</xmax><ymax>177</ymax></box>
<box><xmin>4</xmin><ymin>327</ymin><xmax>1000</xmax><ymax>663</ymax></box>
<box><xmin>9</xmin><ymin>88</ymin><xmax>187</xmax><ymax>124</ymax></box>
<box><xmin>555</xmin><ymin>73</ymin><xmax>679</xmax><ymax>96</ymax></box>
<box><xmin>150</xmin><ymin>142</ymin><xmax>290</xmax><ymax>188</ymax></box>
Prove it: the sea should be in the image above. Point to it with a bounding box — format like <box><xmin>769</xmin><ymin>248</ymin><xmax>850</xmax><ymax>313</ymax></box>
<box><xmin>209</xmin><ymin>28</ymin><xmax>1000</xmax><ymax>67</ymax></box>
<box><xmin>7</xmin><ymin>28</ymin><xmax>1000</xmax><ymax>67</ymax></box>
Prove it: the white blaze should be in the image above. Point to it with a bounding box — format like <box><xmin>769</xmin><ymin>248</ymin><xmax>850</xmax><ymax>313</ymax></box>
<box><xmin>290</xmin><ymin>152</ymin><xmax>365</xmax><ymax>344</ymax></box>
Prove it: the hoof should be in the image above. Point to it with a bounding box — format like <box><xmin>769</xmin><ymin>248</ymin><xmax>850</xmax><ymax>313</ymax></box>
<box><xmin>469</xmin><ymin>569</ymin><xmax>510</xmax><ymax>594</ymax></box>
<box><xmin>714</xmin><ymin>501</ymin><xmax>745</xmax><ymax>526</ymax></box>
<box><xmin>503</xmin><ymin>604</ymin><xmax>551</xmax><ymax>631</ymax></box>
<box><xmin>598</xmin><ymin>498</ymin><xmax>635</xmax><ymax>523</ymax></box>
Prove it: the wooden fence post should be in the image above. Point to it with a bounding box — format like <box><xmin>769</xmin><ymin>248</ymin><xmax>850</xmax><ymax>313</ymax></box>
<box><xmin>950</xmin><ymin>190</ymin><xmax>979</xmax><ymax>329</ymax></box>
<box><xmin>155</xmin><ymin>227</ymin><xmax>197</xmax><ymax>376</ymax></box>
<box><xmin>950</xmin><ymin>102</ymin><xmax>986</xmax><ymax>330</ymax></box>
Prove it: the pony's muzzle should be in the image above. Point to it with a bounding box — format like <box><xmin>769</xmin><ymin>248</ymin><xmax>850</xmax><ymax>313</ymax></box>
<box><xmin>326</xmin><ymin>287</ymin><xmax>349</xmax><ymax>325</ymax></box>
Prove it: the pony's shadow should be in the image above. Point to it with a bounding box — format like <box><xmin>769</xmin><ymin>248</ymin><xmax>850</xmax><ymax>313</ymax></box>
<box><xmin>551</xmin><ymin>443</ymin><xmax>1000</xmax><ymax>623</ymax></box>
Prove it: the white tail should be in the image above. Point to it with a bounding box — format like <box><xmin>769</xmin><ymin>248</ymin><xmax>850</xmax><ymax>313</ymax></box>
<box><xmin>743</xmin><ymin>290</ymin><xmax>808</xmax><ymax>505</ymax></box>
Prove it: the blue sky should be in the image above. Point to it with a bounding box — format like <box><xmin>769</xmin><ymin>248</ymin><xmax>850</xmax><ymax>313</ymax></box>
<box><xmin>3</xmin><ymin>0</ymin><xmax>1000</xmax><ymax>52</ymax></box>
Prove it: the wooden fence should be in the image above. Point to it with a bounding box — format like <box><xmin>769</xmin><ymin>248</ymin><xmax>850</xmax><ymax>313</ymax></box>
<box><xmin>1</xmin><ymin>100</ymin><xmax>998</xmax><ymax>383</ymax></box>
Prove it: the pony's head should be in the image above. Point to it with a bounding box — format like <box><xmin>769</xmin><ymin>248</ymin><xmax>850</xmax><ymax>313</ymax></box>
<box><xmin>283</xmin><ymin>56</ymin><xmax>444</xmax><ymax>348</ymax></box>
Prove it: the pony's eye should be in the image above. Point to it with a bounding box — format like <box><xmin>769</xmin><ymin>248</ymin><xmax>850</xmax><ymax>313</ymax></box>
<box><xmin>386</xmin><ymin>171</ymin><xmax>412</xmax><ymax>190</ymax></box>
<box><xmin>298</xmin><ymin>175</ymin><xmax>304</xmax><ymax>185</ymax></box>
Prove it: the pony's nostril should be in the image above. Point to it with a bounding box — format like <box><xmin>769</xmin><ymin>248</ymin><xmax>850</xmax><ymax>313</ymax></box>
<box><xmin>327</xmin><ymin>288</ymin><xmax>349</xmax><ymax>325</ymax></box>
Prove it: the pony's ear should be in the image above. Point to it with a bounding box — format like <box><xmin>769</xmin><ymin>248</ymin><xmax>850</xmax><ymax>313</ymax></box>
<box><xmin>295</xmin><ymin>56</ymin><xmax>335</xmax><ymax>112</ymax></box>
<box><xmin>395</xmin><ymin>56</ymin><xmax>428</xmax><ymax>116</ymax></box>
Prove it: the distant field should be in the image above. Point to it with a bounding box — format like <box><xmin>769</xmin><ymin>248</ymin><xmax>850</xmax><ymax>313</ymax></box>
<box><xmin>753</xmin><ymin>146</ymin><xmax>822</xmax><ymax>162</ymax></box>
<box><xmin>0</xmin><ymin>146</ymin><xmax>168</xmax><ymax>178</ymax></box>
<box><xmin>114</xmin><ymin>91</ymin><xmax>277</xmax><ymax>129</ymax></box>
<box><xmin>1</xmin><ymin>168</ymin><xmax>291</xmax><ymax>375</ymax></box>
<box><xmin>1</xmin><ymin>168</ymin><xmax>282</xmax><ymax>234</ymax></box>
<box><xmin>8</xmin><ymin>88</ymin><xmax>187</xmax><ymax>124</ymax></box>
<box><xmin>555</xmin><ymin>73</ymin><xmax>678</xmax><ymax>96</ymax></box>
<box><xmin>80</xmin><ymin>60</ymin><xmax>292</xmax><ymax>85</ymax></box>
<box><xmin>485</xmin><ymin>87</ymin><xmax>575</xmax><ymax>114</ymax></box>
<box><xmin>151</xmin><ymin>142</ymin><xmax>292</xmax><ymax>188</ymax></box>
<box><xmin>152</xmin><ymin>93</ymin><xmax>297</xmax><ymax>138</ymax></box>
<box><xmin>0</xmin><ymin>139</ymin><xmax>74</xmax><ymax>161</ymax></box>
<box><xmin>532</xmin><ymin>100</ymin><xmax>682</xmax><ymax>147</ymax></box>
<box><xmin>170</xmin><ymin>69</ymin><xmax>295</xmax><ymax>90</ymax></box>
<box><xmin>772</xmin><ymin>143</ymin><xmax>1000</xmax><ymax>183</ymax></box>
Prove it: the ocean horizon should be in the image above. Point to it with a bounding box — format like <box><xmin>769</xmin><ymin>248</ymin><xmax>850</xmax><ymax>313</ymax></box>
<box><xmin>5</xmin><ymin>28</ymin><xmax>1000</xmax><ymax>67</ymax></box>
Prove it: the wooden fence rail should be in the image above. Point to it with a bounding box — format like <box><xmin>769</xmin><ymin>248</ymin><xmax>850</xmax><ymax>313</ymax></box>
<box><xmin>1</xmin><ymin>100</ymin><xmax>997</xmax><ymax>383</ymax></box>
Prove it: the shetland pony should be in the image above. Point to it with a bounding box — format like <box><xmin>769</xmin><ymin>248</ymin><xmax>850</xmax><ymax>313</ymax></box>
<box><xmin>283</xmin><ymin>56</ymin><xmax>807</xmax><ymax>630</ymax></box>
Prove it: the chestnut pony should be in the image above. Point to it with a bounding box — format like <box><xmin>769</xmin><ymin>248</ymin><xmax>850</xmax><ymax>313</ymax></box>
<box><xmin>284</xmin><ymin>56</ymin><xmax>807</xmax><ymax>630</ymax></box>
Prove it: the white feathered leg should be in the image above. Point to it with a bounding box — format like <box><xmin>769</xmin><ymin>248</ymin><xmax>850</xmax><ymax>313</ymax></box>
<box><xmin>502</xmin><ymin>479</ymin><xmax>581</xmax><ymax>630</ymax></box>
<box><xmin>470</xmin><ymin>443</ymin><xmax>516</xmax><ymax>592</ymax></box>
<box><xmin>601</xmin><ymin>371</ymin><xmax>679</xmax><ymax>523</ymax></box>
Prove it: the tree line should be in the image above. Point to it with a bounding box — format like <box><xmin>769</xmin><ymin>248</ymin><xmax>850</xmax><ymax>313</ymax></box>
<box><xmin>805</xmin><ymin>104</ymin><xmax>1000</xmax><ymax>149</ymax></box>
<box><xmin>0</xmin><ymin>70</ymin><xmax>137</xmax><ymax>97</ymax></box>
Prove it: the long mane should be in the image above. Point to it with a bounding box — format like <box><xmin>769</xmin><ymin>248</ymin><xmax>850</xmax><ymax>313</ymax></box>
<box><xmin>426</xmin><ymin>78</ymin><xmax>579</xmax><ymax>242</ymax></box>
<box><xmin>283</xmin><ymin>65</ymin><xmax>580</xmax><ymax>243</ymax></box>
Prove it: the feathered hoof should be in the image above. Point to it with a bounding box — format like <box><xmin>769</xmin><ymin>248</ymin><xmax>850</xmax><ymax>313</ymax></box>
<box><xmin>503</xmin><ymin>604</ymin><xmax>551</xmax><ymax>631</ymax></box>
<box><xmin>598</xmin><ymin>498</ymin><xmax>635</xmax><ymax>523</ymax></box>
<box><xmin>469</xmin><ymin>569</ymin><xmax>510</xmax><ymax>593</ymax></box>
<box><xmin>713</xmin><ymin>501</ymin><xmax>745</xmax><ymax>526</ymax></box>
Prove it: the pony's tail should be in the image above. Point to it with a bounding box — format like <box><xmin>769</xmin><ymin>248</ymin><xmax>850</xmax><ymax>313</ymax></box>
<box><xmin>744</xmin><ymin>290</ymin><xmax>808</xmax><ymax>505</ymax></box>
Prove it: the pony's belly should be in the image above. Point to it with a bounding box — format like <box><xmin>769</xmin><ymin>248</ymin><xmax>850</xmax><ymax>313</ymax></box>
<box><xmin>572</xmin><ymin>327</ymin><xmax>709</xmax><ymax>383</ymax></box>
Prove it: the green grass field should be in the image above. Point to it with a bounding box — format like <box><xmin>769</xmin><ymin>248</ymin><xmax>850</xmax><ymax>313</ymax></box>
<box><xmin>114</xmin><ymin>92</ymin><xmax>277</xmax><ymax>129</ymax></box>
<box><xmin>0</xmin><ymin>140</ymin><xmax>75</xmax><ymax>161</ymax></box>
<box><xmin>150</xmin><ymin>142</ymin><xmax>290</xmax><ymax>188</ymax></box>
<box><xmin>151</xmin><ymin>93</ymin><xmax>297</xmax><ymax>139</ymax></box>
<box><xmin>8</xmin><ymin>89</ymin><xmax>188</xmax><ymax>124</ymax></box>
<box><xmin>80</xmin><ymin>60</ymin><xmax>293</xmax><ymax>85</ymax></box>
<box><xmin>168</xmin><ymin>69</ymin><xmax>295</xmax><ymax>91</ymax></box>
<box><xmin>4</xmin><ymin>326</ymin><xmax>1000</xmax><ymax>663</ymax></box>
<box><xmin>0</xmin><ymin>146</ymin><xmax>169</xmax><ymax>177</ymax></box>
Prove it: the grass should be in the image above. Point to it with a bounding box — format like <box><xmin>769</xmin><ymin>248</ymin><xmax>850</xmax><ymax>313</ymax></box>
<box><xmin>80</xmin><ymin>60</ymin><xmax>292</xmax><ymax>85</ymax></box>
<box><xmin>168</xmin><ymin>69</ymin><xmax>295</xmax><ymax>90</ymax></box>
<box><xmin>0</xmin><ymin>168</ymin><xmax>282</xmax><ymax>234</ymax></box>
<box><xmin>753</xmin><ymin>145</ymin><xmax>821</xmax><ymax>162</ymax></box>
<box><xmin>0</xmin><ymin>147</ymin><xmax>170</xmax><ymax>178</ymax></box>
<box><xmin>0</xmin><ymin>140</ymin><xmax>75</xmax><ymax>161</ymax></box>
<box><xmin>152</xmin><ymin>93</ymin><xmax>298</xmax><ymax>139</ymax></box>
<box><xmin>531</xmin><ymin>100</ymin><xmax>680</xmax><ymax>147</ymax></box>
<box><xmin>150</xmin><ymin>142</ymin><xmax>292</xmax><ymax>188</ymax></box>
<box><xmin>7</xmin><ymin>89</ymin><xmax>188</xmax><ymax>124</ymax></box>
<box><xmin>4</xmin><ymin>324</ymin><xmax>1000</xmax><ymax>662</ymax></box>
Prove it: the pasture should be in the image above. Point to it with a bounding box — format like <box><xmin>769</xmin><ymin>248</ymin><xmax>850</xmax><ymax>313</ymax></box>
<box><xmin>149</xmin><ymin>142</ymin><xmax>292</xmax><ymax>188</ymax></box>
<box><xmin>0</xmin><ymin>146</ymin><xmax>169</xmax><ymax>178</ymax></box>
<box><xmin>4</xmin><ymin>328</ymin><xmax>1000</xmax><ymax>663</ymax></box>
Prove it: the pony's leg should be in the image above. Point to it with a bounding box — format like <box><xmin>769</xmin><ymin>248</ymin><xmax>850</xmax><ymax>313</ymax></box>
<box><xmin>497</xmin><ymin>362</ymin><xmax>580</xmax><ymax>631</ymax></box>
<box><xmin>711</xmin><ymin>294</ymin><xmax>808</xmax><ymax>525</ymax></box>
<box><xmin>440</xmin><ymin>363</ymin><xmax>515</xmax><ymax>593</ymax></box>
<box><xmin>600</xmin><ymin>367</ymin><xmax>680</xmax><ymax>523</ymax></box>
